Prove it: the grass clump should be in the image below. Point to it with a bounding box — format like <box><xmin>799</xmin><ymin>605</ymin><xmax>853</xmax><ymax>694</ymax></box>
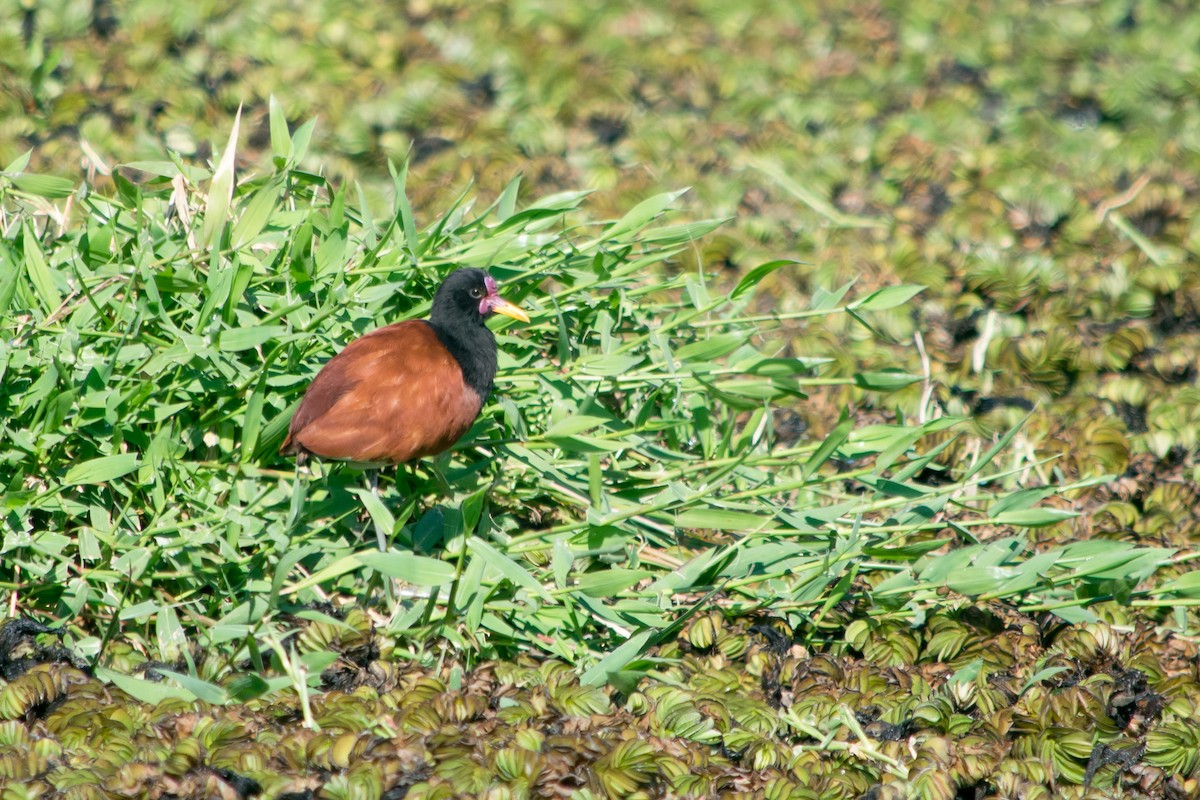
<box><xmin>3</xmin><ymin>112</ymin><xmax>1198</xmax><ymax>799</ymax></box>
<box><xmin>2</xmin><ymin>111</ymin><xmax>1183</xmax><ymax>697</ymax></box>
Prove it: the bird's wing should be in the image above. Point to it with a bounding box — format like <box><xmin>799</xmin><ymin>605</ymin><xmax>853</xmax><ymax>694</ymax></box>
<box><xmin>282</xmin><ymin>320</ymin><xmax>485</xmax><ymax>464</ymax></box>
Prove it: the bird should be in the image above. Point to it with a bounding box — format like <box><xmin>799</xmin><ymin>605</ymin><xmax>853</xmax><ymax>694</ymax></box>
<box><xmin>281</xmin><ymin>268</ymin><xmax>529</xmax><ymax>541</ymax></box>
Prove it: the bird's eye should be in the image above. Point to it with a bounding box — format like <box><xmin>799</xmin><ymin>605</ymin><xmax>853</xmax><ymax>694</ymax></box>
<box><xmin>470</xmin><ymin>287</ymin><xmax>484</xmax><ymax>298</ymax></box>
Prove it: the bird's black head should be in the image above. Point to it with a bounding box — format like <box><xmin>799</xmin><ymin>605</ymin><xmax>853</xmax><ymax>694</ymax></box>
<box><xmin>427</xmin><ymin>268</ymin><xmax>529</xmax><ymax>402</ymax></box>
<box><xmin>429</xmin><ymin>268</ymin><xmax>529</xmax><ymax>328</ymax></box>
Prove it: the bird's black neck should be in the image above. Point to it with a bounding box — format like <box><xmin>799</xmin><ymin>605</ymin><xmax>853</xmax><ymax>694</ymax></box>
<box><xmin>425</xmin><ymin>319</ymin><xmax>497</xmax><ymax>402</ymax></box>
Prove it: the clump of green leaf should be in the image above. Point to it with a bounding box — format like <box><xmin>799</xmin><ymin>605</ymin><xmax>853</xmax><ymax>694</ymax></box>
<box><xmin>1</xmin><ymin>111</ymin><xmax>1186</xmax><ymax>698</ymax></box>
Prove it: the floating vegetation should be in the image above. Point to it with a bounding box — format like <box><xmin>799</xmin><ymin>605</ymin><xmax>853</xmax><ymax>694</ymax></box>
<box><xmin>0</xmin><ymin>614</ymin><xmax>1196</xmax><ymax>798</ymax></box>
<box><xmin>3</xmin><ymin>0</ymin><xmax>1200</xmax><ymax>795</ymax></box>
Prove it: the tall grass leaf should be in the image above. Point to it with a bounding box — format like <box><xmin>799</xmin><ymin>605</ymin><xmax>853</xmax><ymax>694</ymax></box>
<box><xmin>495</xmin><ymin>206</ymin><xmax>573</xmax><ymax>234</ymax></box>
<box><xmin>750</xmin><ymin>158</ymin><xmax>883</xmax><ymax>228</ymax></box>
<box><xmin>427</xmin><ymin>185</ymin><xmax>473</xmax><ymax>253</ymax></box>
<box><xmin>461</xmin><ymin>555</ymin><xmax>489</xmax><ymax>631</ymax></box>
<box><xmin>587</xmin><ymin>596</ymin><xmax>666</xmax><ymax>628</ymax></box>
<box><xmin>685</xmin><ymin>272</ymin><xmax>710</xmax><ymax>308</ymax></box>
<box><xmin>122</xmin><ymin>160</ymin><xmax>181</xmax><ymax>178</ymax></box>
<box><xmin>713</xmin><ymin>376</ymin><xmax>802</xmax><ymax>402</ymax></box>
<box><xmin>947</xmin><ymin>565</ymin><xmax>1018</xmax><ymax>595</ymax></box>
<box><xmin>1156</xmin><ymin>570</ymin><xmax>1200</xmax><ymax>598</ymax></box>
<box><xmin>1078</xmin><ymin>548</ymin><xmax>1173</xmax><ymax>582</ymax></box>
<box><xmin>240</xmin><ymin>372</ymin><xmax>268</xmax><ymax>463</ymax></box>
<box><xmin>349</xmin><ymin>488</ymin><xmax>396</xmax><ymax>542</ymax></box>
<box><xmin>803</xmin><ymin>408</ymin><xmax>852</xmax><ymax>481</ymax></box>
<box><xmin>390</xmin><ymin>159</ymin><xmax>419</xmax><ymax>264</ymax></box>
<box><xmin>1051</xmin><ymin>606</ymin><xmax>1100</xmax><ymax>623</ymax></box>
<box><xmin>552</xmin><ymin>538</ymin><xmax>573</xmax><ymax>588</ymax></box>
<box><xmin>1046</xmin><ymin>542</ymin><xmax>1167</xmax><ymax>582</ymax></box>
<box><xmin>543</xmin><ymin>414</ymin><xmax>612</xmax><ymax>438</ymax></box>
<box><xmin>879</xmin><ymin>419</ymin><xmax>960</xmax><ymax>475</ymax></box>
<box><xmin>290</xmin><ymin>118</ymin><xmax>317</xmax><ymax>163</ymax></box>
<box><xmin>846</xmin><ymin>308</ymin><xmax>882</xmax><ymax>340</ymax></box>
<box><xmin>675</xmin><ymin>508</ymin><xmax>769</xmax><ymax>531</ymax></box>
<box><xmin>575</xmin><ymin>568</ymin><xmax>654</xmax><ymax>597</ymax></box>
<box><xmin>254</xmin><ymin>398</ymin><xmax>300</xmax><ymax>461</ymax></box>
<box><xmin>226</xmin><ymin>673</ymin><xmax>272</xmax><ymax>702</ymax></box>
<box><xmin>156</xmin><ymin>670</ymin><xmax>229</xmax><ymax>705</ymax></box>
<box><xmin>469</xmin><ymin>537</ymin><xmax>553</xmax><ymax>601</ymax></box>
<box><xmin>11</xmin><ymin>173</ymin><xmax>75</xmax><ymax>198</ymax></box>
<box><xmin>293</xmin><ymin>609</ymin><xmax>357</xmax><ymax>631</ymax></box>
<box><xmin>3</xmin><ymin>149</ymin><xmax>31</xmax><ymax>173</ymax></box>
<box><xmin>850</xmin><ymin>284</ymin><xmax>926</xmax><ymax>311</ymax></box>
<box><xmin>891</xmin><ymin>495</ymin><xmax>949</xmax><ymax>528</ymax></box>
<box><xmin>653</xmin><ymin>329</ymin><xmax>677</xmax><ymax>372</ymax></box>
<box><xmin>588</xmin><ymin>453</ymin><xmax>603</xmax><ymax>508</ymax></box>
<box><xmin>863</xmin><ymin>538</ymin><xmax>951</xmax><ymax>560</ymax></box>
<box><xmin>546</xmin><ymin>434</ymin><xmax>628</xmax><ymax>453</ymax></box>
<box><xmin>964</xmin><ymin>412</ymin><xmax>1032</xmax><ymax>481</ymax></box>
<box><xmin>497</xmin><ymin>174</ymin><xmax>521</xmax><ymax>221</ymax></box>
<box><xmin>22</xmin><ymin>225</ymin><xmax>60</xmax><ymax>312</ymax></box>
<box><xmin>218</xmin><ymin>326</ymin><xmax>287</xmax><ymax>352</ymax></box>
<box><xmin>63</xmin><ymin>454</ymin><xmax>140</xmax><ymax>485</ymax></box>
<box><xmin>992</xmin><ymin>551</ymin><xmax>1062</xmax><ymax>595</ymax></box>
<box><xmin>231</xmin><ymin>183</ymin><xmax>280</xmax><ymax>249</ymax></box>
<box><xmin>270</xmin><ymin>542</ymin><xmax>322</xmax><ymax>608</ymax></box>
<box><xmin>674</xmin><ymin>333</ymin><xmax>744</xmax><ymax>361</ymax></box>
<box><xmin>580</xmin><ymin>628</ymin><xmax>657</xmax><ymax>686</ymax></box>
<box><xmin>155</xmin><ymin>605</ymin><xmax>186</xmax><ymax>661</ymax></box>
<box><xmin>96</xmin><ymin>667</ymin><xmax>196</xmax><ymax>704</ymax></box>
<box><xmin>119</xmin><ymin>600</ymin><xmax>161</xmax><ymax>621</ymax></box>
<box><xmin>200</xmin><ymin>105</ymin><xmax>241</xmax><ymax>250</ymax></box>
<box><xmin>591</xmin><ymin>188</ymin><xmax>689</xmax><ymax>246</ymax></box>
<box><xmin>1109</xmin><ymin>212</ymin><xmax>1174</xmax><ymax>267</ymax></box>
<box><xmin>731</xmin><ymin>259</ymin><xmax>798</xmax><ymax>299</ymax></box>
<box><xmin>528</xmin><ymin>189</ymin><xmax>593</xmax><ymax>211</ymax></box>
<box><xmin>863</xmin><ymin>477</ymin><xmax>928</xmax><ymax>498</ymax></box>
<box><xmin>810</xmin><ymin>280</ymin><xmax>854</xmax><ymax>310</ymax></box>
<box><xmin>453</xmin><ymin>233</ymin><xmax>547</xmax><ymax>266</ymax></box>
<box><xmin>854</xmin><ymin>370</ymin><xmax>923</xmax><ymax>391</ymax></box>
<box><xmin>195</xmin><ymin>249</ymin><xmax>233</xmax><ymax>331</ymax></box>
<box><xmin>281</xmin><ymin>555</ymin><xmax>362</xmax><ymax>596</ymax></box>
<box><xmin>641</xmin><ymin>218</ymin><xmax>728</xmax><ymax>245</ymax></box>
<box><xmin>314</xmin><ymin>229</ymin><xmax>348</xmax><ymax>275</ymax></box>
<box><xmin>329</xmin><ymin>184</ymin><xmax>346</xmax><ymax>227</ymax></box>
<box><xmin>0</xmin><ymin>241</ymin><xmax>18</xmax><ymax>315</ymax></box>
<box><xmin>268</xmin><ymin>95</ymin><xmax>292</xmax><ymax>160</ymax></box>
<box><xmin>356</xmin><ymin>550</ymin><xmax>456</xmax><ymax>585</ymax></box>
<box><xmin>578</xmin><ymin>353</ymin><xmax>643</xmax><ymax>376</ymax></box>
<box><xmin>725</xmin><ymin>541</ymin><xmax>813</xmax><ymax>573</ymax></box>
<box><xmin>355</xmin><ymin>181</ymin><xmax>375</xmax><ymax>247</ymax></box>
<box><xmin>970</xmin><ymin>537</ymin><xmax>1026</xmax><ymax>568</ymax></box>
<box><xmin>990</xmin><ymin>487</ymin><xmax>1060</xmax><ymax>514</ymax></box>
<box><xmin>745</xmin><ymin>357</ymin><xmax>827</xmax><ymax>376</ymax></box>
<box><xmin>461</xmin><ymin>486</ymin><xmax>488</xmax><ymax>534</ymax></box>
<box><xmin>868</xmin><ymin>572</ymin><xmax>918</xmax><ymax>596</ymax></box>
<box><xmin>918</xmin><ymin>547</ymin><xmax>982</xmax><ymax>583</ymax></box>
<box><xmin>649</xmin><ymin>547</ymin><xmax>737</xmax><ymax>593</ymax></box>
<box><xmin>993</xmin><ymin>507</ymin><xmax>1078</xmax><ymax>527</ymax></box>
<box><xmin>298</xmin><ymin>651</ymin><xmax>340</xmax><ymax>674</ymax></box>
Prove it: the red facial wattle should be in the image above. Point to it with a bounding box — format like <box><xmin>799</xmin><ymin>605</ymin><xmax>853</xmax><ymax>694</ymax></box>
<box><xmin>479</xmin><ymin>275</ymin><xmax>530</xmax><ymax>321</ymax></box>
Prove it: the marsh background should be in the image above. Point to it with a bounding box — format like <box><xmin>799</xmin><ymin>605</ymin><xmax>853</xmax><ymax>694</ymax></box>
<box><xmin>1</xmin><ymin>1</ymin><xmax>1200</xmax><ymax>798</ymax></box>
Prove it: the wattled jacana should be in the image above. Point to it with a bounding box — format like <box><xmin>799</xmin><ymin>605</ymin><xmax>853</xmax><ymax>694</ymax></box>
<box><xmin>281</xmin><ymin>269</ymin><xmax>529</xmax><ymax>537</ymax></box>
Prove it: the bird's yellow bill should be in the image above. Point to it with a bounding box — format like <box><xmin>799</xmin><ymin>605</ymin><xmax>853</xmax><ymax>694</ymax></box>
<box><xmin>491</xmin><ymin>299</ymin><xmax>530</xmax><ymax>322</ymax></box>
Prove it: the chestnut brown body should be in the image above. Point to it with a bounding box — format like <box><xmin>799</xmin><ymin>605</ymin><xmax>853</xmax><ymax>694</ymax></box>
<box><xmin>281</xmin><ymin>269</ymin><xmax>528</xmax><ymax>468</ymax></box>
<box><xmin>281</xmin><ymin>320</ymin><xmax>486</xmax><ymax>465</ymax></box>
